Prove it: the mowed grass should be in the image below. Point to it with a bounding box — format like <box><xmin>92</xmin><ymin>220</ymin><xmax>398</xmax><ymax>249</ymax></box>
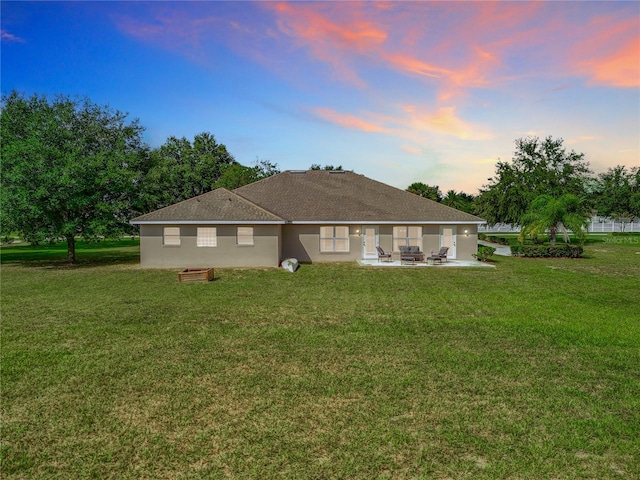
<box><xmin>1</xmin><ymin>239</ymin><xmax>639</xmax><ymax>479</ymax></box>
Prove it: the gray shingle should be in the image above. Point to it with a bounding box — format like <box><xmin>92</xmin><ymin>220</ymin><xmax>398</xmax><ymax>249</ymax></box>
<box><xmin>131</xmin><ymin>188</ymin><xmax>283</xmax><ymax>223</ymax></box>
<box><xmin>233</xmin><ymin>170</ymin><xmax>484</xmax><ymax>223</ymax></box>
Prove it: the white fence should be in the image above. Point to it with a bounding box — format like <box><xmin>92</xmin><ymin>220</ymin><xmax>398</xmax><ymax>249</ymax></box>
<box><xmin>479</xmin><ymin>218</ymin><xmax>640</xmax><ymax>233</ymax></box>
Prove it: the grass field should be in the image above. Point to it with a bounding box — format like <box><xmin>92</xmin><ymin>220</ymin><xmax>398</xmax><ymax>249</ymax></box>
<box><xmin>1</xmin><ymin>239</ymin><xmax>639</xmax><ymax>479</ymax></box>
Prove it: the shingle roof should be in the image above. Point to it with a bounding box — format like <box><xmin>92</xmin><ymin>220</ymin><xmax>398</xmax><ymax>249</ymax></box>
<box><xmin>130</xmin><ymin>188</ymin><xmax>284</xmax><ymax>224</ymax></box>
<box><xmin>233</xmin><ymin>170</ymin><xmax>484</xmax><ymax>223</ymax></box>
<box><xmin>131</xmin><ymin>171</ymin><xmax>485</xmax><ymax>224</ymax></box>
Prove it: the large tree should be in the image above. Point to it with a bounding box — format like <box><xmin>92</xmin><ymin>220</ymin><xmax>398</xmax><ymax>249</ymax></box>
<box><xmin>592</xmin><ymin>165</ymin><xmax>640</xmax><ymax>220</ymax></box>
<box><xmin>1</xmin><ymin>92</ymin><xmax>149</xmax><ymax>262</ymax></box>
<box><xmin>475</xmin><ymin>136</ymin><xmax>592</xmax><ymax>225</ymax></box>
<box><xmin>519</xmin><ymin>194</ymin><xmax>589</xmax><ymax>245</ymax></box>
<box><xmin>142</xmin><ymin>132</ymin><xmax>236</xmax><ymax>210</ymax></box>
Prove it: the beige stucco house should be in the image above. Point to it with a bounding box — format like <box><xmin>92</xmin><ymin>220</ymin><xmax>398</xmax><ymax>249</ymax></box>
<box><xmin>130</xmin><ymin>170</ymin><xmax>485</xmax><ymax>268</ymax></box>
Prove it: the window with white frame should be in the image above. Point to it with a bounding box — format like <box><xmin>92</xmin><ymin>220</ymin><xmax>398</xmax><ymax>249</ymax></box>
<box><xmin>320</xmin><ymin>226</ymin><xmax>350</xmax><ymax>253</ymax></box>
<box><xmin>237</xmin><ymin>226</ymin><xmax>254</xmax><ymax>246</ymax></box>
<box><xmin>163</xmin><ymin>226</ymin><xmax>181</xmax><ymax>246</ymax></box>
<box><xmin>197</xmin><ymin>227</ymin><xmax>217</xmax><ymax>247</ymax></box>
<box><xmin>392</xmin><ymin>226</ymin><xmax>422</xmax><ymax>251</ymax></box>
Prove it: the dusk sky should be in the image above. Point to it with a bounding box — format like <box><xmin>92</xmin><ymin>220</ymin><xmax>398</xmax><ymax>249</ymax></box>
<box><xmin>2</xmin><ymin>1</ymin><xmax>639</xmax><ymax>194</ymax></box>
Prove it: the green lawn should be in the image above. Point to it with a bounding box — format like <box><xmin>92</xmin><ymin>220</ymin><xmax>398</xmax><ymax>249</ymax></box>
<box><xmin>2</xmin><ymin>239</ymin><xmax>639</xmax><ymax>479</ymax></box>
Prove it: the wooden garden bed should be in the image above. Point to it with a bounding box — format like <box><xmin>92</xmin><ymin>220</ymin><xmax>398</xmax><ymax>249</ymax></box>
<box><xmin>178</xmin><ymin>268</ymin><xmax>215</xmax><ymax>283</ymax></box>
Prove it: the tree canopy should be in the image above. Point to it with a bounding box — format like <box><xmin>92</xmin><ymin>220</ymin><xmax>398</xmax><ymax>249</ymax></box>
<box><xmin>214</xmin><ymin>159</ymin><xmax>280</xmax><ymax>190</ymax></box>
<box><xmin>442</xmin><ymin>190</ymin><xmax>475</xmax><ymax>214</ymax></box>
<box><xmin>406</xmin><ymin>182</ymin><xmax>443</xmax><ymax>202</ymax></box>
<box><xmin>592</xmin><ymin>165</ymin><xmax>640</xmax><ymax>220</ymax></box>
<box><xmin>474</xmin><ymin>136</ymin><xmax>592</xmax><ymax>225</ymax></box>
<box><xmin>142</xmin><ymin>132</ymin><xmax>236</xmax><ymax>210</ymax></box>
<box><xmin>1</xmin><ymin>91</ymin><xmax>149</xmax><ymax>262</ymax></box>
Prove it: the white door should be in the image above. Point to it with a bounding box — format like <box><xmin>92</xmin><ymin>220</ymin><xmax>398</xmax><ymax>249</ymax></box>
<box><xmin>362</xmin><ymin>226</ymin><xmax>378</xmax><ymax>259</ymax></box>
<box><xmin>440</xmin><ymin>226</ymin><xmax>457</xmax><ymax>259</ymax></box>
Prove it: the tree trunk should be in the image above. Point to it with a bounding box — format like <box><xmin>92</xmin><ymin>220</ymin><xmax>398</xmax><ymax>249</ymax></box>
<box><xmin>66</xmin><ymin>234</ymin><xmax>76</xmax><ymax>263</ymax></box>
<box><xmin>549</xmin><ymin>227</ymin><xmax>557</xmax><ymax>246</ymax></box>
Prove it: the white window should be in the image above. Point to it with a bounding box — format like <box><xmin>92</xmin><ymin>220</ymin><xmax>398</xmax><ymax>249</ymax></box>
<box><xmin>237</xmin><ymin>226</ymin><xmax>254</xmax><ymax>246</ymax></box>
<box><xmin>320</xmin><ymin>226</ymin><xmax>350</xmax><ymax>253</ymax></box>
<box><xmin>393</xmin><ymin>226</ymin><xmax>422</xmax><ymax>251</ymax></box>
<box><xmin>197</xmin><ymin>227</ymin><xmax>217</xmax><ymax>247</ymax></box>
<box><xmin>163</xmin><ymin>227</ymin><xmax>181</xmax><ymax>246</ymax></box>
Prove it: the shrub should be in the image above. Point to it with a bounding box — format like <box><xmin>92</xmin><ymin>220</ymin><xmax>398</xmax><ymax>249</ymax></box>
<box><xmin>510</xmin><ymin>244</ymin><xmax>583</xmax><ymax>258</ymax></box>
<box><xmin>478</xmin><ymin>232</ymin><xmax>487</xmax><ymax>240</ymax></box>
<box><xmin>473</xmin><ymin>245</ymin><xmax>496</xmax><ymax>261</ymax></box>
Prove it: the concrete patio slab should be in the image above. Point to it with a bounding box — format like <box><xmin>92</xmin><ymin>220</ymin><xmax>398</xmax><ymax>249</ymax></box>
<box><xmin>357</xmin><ymin>259</ymin><xmax>495</xmax><ymax>268</ymax></box>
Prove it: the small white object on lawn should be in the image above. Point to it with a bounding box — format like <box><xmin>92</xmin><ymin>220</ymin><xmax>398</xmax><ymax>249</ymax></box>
<box><xmin>281</xmin><ymin>258</ymin><xmax>299</xmax><ymax>272</ymax></box>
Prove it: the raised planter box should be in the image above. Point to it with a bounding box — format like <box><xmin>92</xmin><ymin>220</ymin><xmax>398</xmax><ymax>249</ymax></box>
<box><xmin>178</xmin><ymin>268</ymin><xmax>215</xmax><ymax>283</ymax></box>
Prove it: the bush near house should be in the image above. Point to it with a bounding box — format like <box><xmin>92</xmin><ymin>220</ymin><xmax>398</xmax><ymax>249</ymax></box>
<box><xmin>510</xmin><ymin>244</ymin><xmax>583</xmax><ymax>258</ymax></box>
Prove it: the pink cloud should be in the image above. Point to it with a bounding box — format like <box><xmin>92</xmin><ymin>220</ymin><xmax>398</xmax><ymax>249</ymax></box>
<box><xmin>313</xmin><ymin>107</ymin><xmax>389</xmax><ymax>133</ymax></box>
<box><xmin>112</xmin><ymin>1</ymin><xmax>638</xmax><ymax>155</ymax></box>
<box><xmin>266</xmin><ymin>2</ymin><xmax>387</xmax><ymax>87</ymax></box>
<box><xmin>1</xmin><ymin>29</ymin><xmax>25</xmax><ymax>43</ymax></box>
<box><xmin>313</xmin><ymin>104</ymin><xmax>491</xmax><ymax>141</ymax></box>
<box><xmin>571</xmin><ymin>17</ymin><xmax>640</xmax><ymax>88</ymax></box>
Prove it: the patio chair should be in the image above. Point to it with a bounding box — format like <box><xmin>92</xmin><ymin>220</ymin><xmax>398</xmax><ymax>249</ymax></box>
<box><xmin>376</xmin><ymin>246</ymin><xmax>392</xmax><ymax>262</ymax></box>
<box><xmin>428</xmin><ymin>246</ymin><xmax>449</xmax><ymax>264</ymax></box>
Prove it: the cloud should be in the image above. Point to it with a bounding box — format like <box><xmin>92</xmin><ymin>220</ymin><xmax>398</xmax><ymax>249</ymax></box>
<box><xmin>402</xmin><ymin>105</ymin><xmax>493</xmax><ymax>141</ymax></box>
<box><xmin>566</xmin><ymin>135</ymin><xmax>602</xmax><ymax>145</ymax></box>
<box><xmin>313</xmin><ymin>104</ymin><xmax>491</xmax><ymax>141</ymax></box>
<box><xmin>579</xmin><ymin>36</ymin><xmax>639</xmax><ymax>88</ymax></box>
<box><xmin>266</xmin><ymin>2</ymin><xmax>387</xmax><ymax>87</ymax></box>
<box><xmin>111</xmin><ymin>1</ymin><xmax>637</xmax><ymax>176</ymax></box>
<box><xmin>568</xmin><ymin>15</ymin><xmax>640</xmax><ymax>88</ymax></box>
<box><xmin>1</xmin><ymin>29</ymin><xmax>25</xmax><ymax>43</ymax></box>
<box><xmin>313</xmin><ymin>107</ymin><xmax>389</xmax><ymax>133</ymax></box>
<box><xmin>400</xmin><ymin>144</ymin><xmax>422</xmax><ymax>156</ymax></box>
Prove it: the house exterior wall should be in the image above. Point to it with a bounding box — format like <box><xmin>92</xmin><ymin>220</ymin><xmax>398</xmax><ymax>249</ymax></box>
<box><xmin>282</xmin><ymin>223</ymin><xmax>479</xmax><ymax>263</ymax></box>
<box><xmin>282</xmin><ymin>224</ymin><xmax>361</xmax><ymax>263</ymax></box>
<box><xmin>139</xmin><ymin>224</ymin><xmax>281</xmax><ymax>268</ymax></box>
<box><xmin>138</xmin><ymin>223</ymin><xmax>478</xmax><ymax>267</ymax></box>
<box><xmin>455</xmin><ymin>224</ymin><xmax>478</xmax><ymax>261</ymax></box>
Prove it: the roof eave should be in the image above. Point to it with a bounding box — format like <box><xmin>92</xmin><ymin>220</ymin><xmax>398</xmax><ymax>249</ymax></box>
<box><xmin>286</xmin><ymin>220</ymin><xmax>486</xmax><ymax>225</ymax></box>
<box><xmin>130</xmin><ymin>220</ymin><xmax>285</xmax><ymax>225</ymax></box>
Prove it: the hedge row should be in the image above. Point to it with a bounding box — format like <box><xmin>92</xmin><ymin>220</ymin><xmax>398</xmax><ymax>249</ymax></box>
<box><xmin>510</xmin><ymin>244</ymin><xmax>583</xmax><ymax>258</ymax></box>
<box><xmin>478</xmin><ymin>233</ymin><xmax>511</xmax><ymax>245</ymax></box>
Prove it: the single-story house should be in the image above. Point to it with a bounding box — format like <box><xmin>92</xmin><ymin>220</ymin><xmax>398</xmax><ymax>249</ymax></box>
<box><xmin>130</xmin><ymin>170</ymin><xmax>485</xmax><ymax>268</ymax></box>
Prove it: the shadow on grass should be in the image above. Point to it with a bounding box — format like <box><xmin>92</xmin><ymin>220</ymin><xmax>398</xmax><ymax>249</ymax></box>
<box><xmin>0</xmin><ymin>239</ymin><xmax>140</xmax><ymax>269</ymax></box>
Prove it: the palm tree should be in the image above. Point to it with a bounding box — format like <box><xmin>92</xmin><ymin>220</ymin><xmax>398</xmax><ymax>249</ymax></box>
<box><xmin>442</xmin><ymin>190</ymin><xmax>475</xmax><ymax>213</ymax></box>
<box><xmin>519</xmin><ymin>194</ymin><xmax>589</xmax><ymax>245</ymax></box>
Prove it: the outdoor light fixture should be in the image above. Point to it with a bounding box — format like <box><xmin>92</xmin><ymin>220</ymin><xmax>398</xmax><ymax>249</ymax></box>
<box><xmin>464</xmin><ymin>229</ymin><xmax>469</xmax><ymax>236</ymax></box>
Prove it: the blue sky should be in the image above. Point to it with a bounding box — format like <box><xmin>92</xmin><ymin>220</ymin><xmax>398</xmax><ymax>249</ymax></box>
<box><xmin>2</xmin><ymin>1</ymin><xmax>639</xmax><ymax>193</ymax></box>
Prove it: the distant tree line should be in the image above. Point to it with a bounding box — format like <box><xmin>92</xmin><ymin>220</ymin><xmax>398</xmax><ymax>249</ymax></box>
<box><xmin>406</xmin><ymin>136</ymin><xmax>640</xmax><ymax>226</ymax></box>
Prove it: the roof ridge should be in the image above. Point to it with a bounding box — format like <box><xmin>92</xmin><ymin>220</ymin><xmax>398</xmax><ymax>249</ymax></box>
<box><xmin>230</xmin><ymin>189</ymin><xmax>285</xmax><ymax>220</ymax></box>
